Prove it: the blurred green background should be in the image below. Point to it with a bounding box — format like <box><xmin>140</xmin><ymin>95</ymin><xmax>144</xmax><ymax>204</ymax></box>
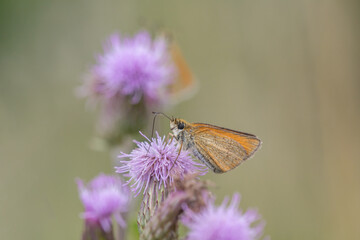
<box><xmin>1</xmin><ymin>1</ymin><xmax>360</xmax><ymax>239</ymax></box>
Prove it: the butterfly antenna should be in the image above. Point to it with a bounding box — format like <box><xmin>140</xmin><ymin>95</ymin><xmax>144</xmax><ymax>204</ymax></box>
<box><xmin>151</xmin><ymin>112</ymin><xmax>172</xmax><ymax>139</ymax></box>
<box><xmin>152</xmin><ymin>111</ymin><xmax>172</xmax><ymax>120</ymax></box>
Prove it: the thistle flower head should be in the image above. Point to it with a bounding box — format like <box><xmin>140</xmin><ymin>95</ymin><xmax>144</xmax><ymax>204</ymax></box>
<box><xmin>140</xmin><ymin>174</ymin><xmax>212</xmax><ymax>239</ymax></box>
<box><xmin>116</xmin><ymin>132</ymin><xmax>207</xmax><ymax>196</ymax></box>
<box><xmin>77</xmin><ymin>174</ymin><xmax>130</xmax><ymax>232</ymax></box>
<box><xmin>81</xmin><ymin>31</ymin><xmax>174</xmax><ymax>105</ymax></box>
<box><xmin>183</xmin><ymin>193</ymin><xmax>266</xmax><ymax>240</ymax></box>
<box><xmin>78</xmin><ymin>31</ymin><xmax>176</xmax><ymax>145</ymax></box>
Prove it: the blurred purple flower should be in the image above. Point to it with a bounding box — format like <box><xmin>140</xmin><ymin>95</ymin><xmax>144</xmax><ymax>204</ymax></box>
<box><xmin>81</xmin><ymin>31</ymin><xmax>174</xmax><ymax>105</ymax></box>
<box><xmin>78</xmin><ymin>31</ymin><xmax>176</xmax><ymax>145</ymax></box>
<box><xmin>115</xmin><ymin>132</ymin><xmax>207</xmax><ymax>196</ymax></box>
<box><xmin>77</xmin><ymin>173</ymin><xmax>130</xmax><ymax>232</ymax></box>
<box><xmin>183</xmin><ymin>193</ymin><xmax>266</xmax><ymax>240</ymax></box>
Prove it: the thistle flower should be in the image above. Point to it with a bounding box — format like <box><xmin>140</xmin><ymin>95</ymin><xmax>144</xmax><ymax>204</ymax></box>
<box><xmin>116</xmin><ymin>132</ymin><xmax>206</xmax><ymax>231</ymax></box>
<box><xmin>183</xmin><ymin>193</ymin><xmax>266</xmax><ymax>240</ymax></box>
<box><xmin>141</xmin><ymin>174</ymin><xmax>211</xmax><ymax>240</ymax></box>
<box><xmin>116</xmin><ymin>132</ymin><xmax>206</xmax><ymax>196</ymax></box>
<box><xmin>77</xmin><ymin>174</ymin><xmax>131</xmax><ymax>233</ymax></box>
<box><xmin>92</xmin><ymin>31</ymin><xmax>174</xmax><ymax>104</ymax></box>
<box><xmin>78</xmin><ymin>31</ymin><xmax>175</xmax><ymax>145</ymax></box>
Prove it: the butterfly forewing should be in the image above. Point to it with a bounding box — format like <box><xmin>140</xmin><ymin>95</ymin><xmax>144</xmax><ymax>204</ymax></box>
<box><xmin>191</xmin><ymin>123</ymin><xmax>262</xmax><ymax>173</ymax></box>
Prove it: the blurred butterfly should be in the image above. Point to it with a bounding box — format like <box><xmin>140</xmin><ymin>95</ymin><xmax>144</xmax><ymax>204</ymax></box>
<box><xmin>169</xmin><ymin>42</ymin><xmax>198</xmax><ymax>102</ymax></box>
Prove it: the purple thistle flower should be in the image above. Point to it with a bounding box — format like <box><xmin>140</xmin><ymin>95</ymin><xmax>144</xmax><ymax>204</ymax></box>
<box><xmin>116</xmin><ymin>132</ymin><xmax>207</xmax><ymax>196</ymax></box>
<box><xmin>77</xmin><ymin>173</ymin><xmax>131</xmax><ymax>233</ymax></box>
<box><xmin>82</xmin><ymin>31</ymin><xmax>174</xmax><ymax>105</ymax></box>
<box><xmin>78</xmin><ymin>31</ymin><xmax>176</xmax><ymax>145</ymax></box>
<box><xmin>183</xmin><ymin>193</ymin><xmax>266</xmax><ymax>240</ymax></box>
<box><xmin>140</xmin><ymin>175</ymin><xmax>211</xmax><ymax>239</ymax></box>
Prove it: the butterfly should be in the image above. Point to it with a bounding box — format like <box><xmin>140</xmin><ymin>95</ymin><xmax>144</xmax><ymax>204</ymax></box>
<box><xmin>153</xmin><ymin>112</ymin><xmax>262</xmax><ymax>173</ymax></box>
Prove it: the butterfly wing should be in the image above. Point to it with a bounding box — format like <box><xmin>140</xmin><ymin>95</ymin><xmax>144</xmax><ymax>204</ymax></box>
<box><xmin>191</xmin><ymin>123</ymin><xmax>262</xmax><ymax>173</ymax></box>
<box><xmin>168</xmin><ymin>43</ymin><xmax>198</xmax><ymax>103</ymax></box>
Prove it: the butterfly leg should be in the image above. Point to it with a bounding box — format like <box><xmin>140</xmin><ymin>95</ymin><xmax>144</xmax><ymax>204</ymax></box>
<box><xmin>168</xmin><ymin>133</ymin><xmax>175</xmax><ymax>144</ymax></box>
<box><xmin>165</xmin><ymin>133</ymin><xmax>174</xmax><ymax>147</ymax></box>
<box><xmin>170</xmin><ymin>141</ymin><xmax>183</xmax><ymax>172</ymax></box>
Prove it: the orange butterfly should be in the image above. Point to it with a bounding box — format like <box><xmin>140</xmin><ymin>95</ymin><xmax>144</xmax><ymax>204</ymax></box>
<box><xmin>154</xmin><ymin>113</ymin><xmax>262</xmax><ymax>173</ymax></box>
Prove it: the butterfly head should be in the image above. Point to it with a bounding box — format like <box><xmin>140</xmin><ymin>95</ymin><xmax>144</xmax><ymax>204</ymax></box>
<box><xmin>170</xmin><ymin>118</ymin><xmax>188</xmax><ymax>139</ymax></box>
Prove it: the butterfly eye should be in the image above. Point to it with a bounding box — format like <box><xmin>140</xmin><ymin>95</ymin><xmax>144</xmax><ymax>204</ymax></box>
<box><xmin>178</xmin><ymin>122</ymin><xmax>185</xmax><ymax>130</ymax></box>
